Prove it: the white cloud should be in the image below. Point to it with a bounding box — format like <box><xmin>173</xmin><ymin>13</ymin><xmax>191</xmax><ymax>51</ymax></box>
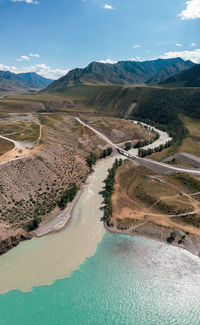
<box><xmin>29</xmin><ymin>53</ymin><xmax>40</xmax><ymax>58</ymax></box>
<box><xmin>11</xmin><ymin>0</ymin><xmax>39</xmax><ymax>4</ymax></box>
<box><xmin>190</xmin><ymin>42</ymin><xmax>196</xmax><ymax>47</ymax></box>
<box><xmin>0</xmin><ymin>63</ymin><xmax>69</xmax><ymax>79</ymax></box>
<box><xmin>132</xmin><ymin>45</ymin><xmax>141</xmax><ymax>49</ymax></box>
<box><xmin>176</xmin><ymin>43</ymin><xmax>183</xmax><ymax>47</ymax></box>
<box><xmin>130</xmin><ymin>57</ymin><xmax>144</xmax><ymax>62</ymax></box>
<box><xmin>104</xmin><ymin>4</ymin><xmax>114</xmax><ymax>10</ymax></box>
<box><xmin>179</xmin><ymin>0</ymin><xmax>200</xmax><ymax>20</ymax></box>
<box><xmin>160</xmin><ymin>48</ymin><xmax>200</xmax><ymax>63</ymax></box>
<box><xmin>16</xmin><ymin>55</ymin><xmax>30</xmax><ymax>62</ymax></box>
<box><xmin>97</xmin><ymin>58</ymin><xmax>117</xmax><ymax>64</ymax></box>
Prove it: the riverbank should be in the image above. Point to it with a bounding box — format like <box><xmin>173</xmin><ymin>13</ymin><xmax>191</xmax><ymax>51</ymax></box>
<box><xmin>0</xmin><ymin>157</ymin><xmax>108</xmax><ymax>293</ymax></box>
<box><xmin>33</xmin><ymin>118</ymin><xmax>200</xmax><ymax>245</ymax></box>
<box><xmin>0</xmin><ymin>228</ymin><xmax>32</xmax><ymax>256</ymax></box>
<box><xmin>0</xmin><ymin>115</ymin><xmax>197</xmax><ymax>262</ymax></box>
<box><xmin>105</xmin><ymin>159</ymin><xmax>200</xmax><ymax>258</ymax></box>
<box><xmin>104</xmin><ymin>222</ymin><xmax>200</xmax><ymax>257</ymax></box>
<box><xmin>0</xmin><ymin>136</ymin><xmax>199</xmax><ymax>293</ymax></box>
<box><xmin>35</xmin><ymin>187</ymin><xmax>85</xmax><ymax>237</ymax></box>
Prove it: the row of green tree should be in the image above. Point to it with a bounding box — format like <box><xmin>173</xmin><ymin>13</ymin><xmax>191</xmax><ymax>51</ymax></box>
<box><xmin>100</xmin><ymin>147</ymin><xmax>113</xmax><ymax>159</ymax></box>
<box><xmin>102</xmin><ymin>159</ymin><xmax>123</xmax><ymax>224</ymax></box>
<box><xmin>138</xmin><ymin>140</ymin><xmax>173</xmax><ymax>157</ymax></box>
<box><xmin>134</xmin><ymin>132</ymin><xmax>160</xmax><ymax>148</ymax></box>
<box><xmin>58</xmin><ymin>183</ymin><xmax>78</xmax><ymax>210</ymax></box>
<box><xmin>86</xmin><ymin>147</ymin><xmax>113</xmax><ymax>168</ymax></box>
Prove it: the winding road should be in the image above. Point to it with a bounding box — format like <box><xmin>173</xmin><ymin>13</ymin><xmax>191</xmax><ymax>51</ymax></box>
<box><xmin>75</xmin><ymin>117</ymin><xmax>200</xmax><ymax>176</ymax></box>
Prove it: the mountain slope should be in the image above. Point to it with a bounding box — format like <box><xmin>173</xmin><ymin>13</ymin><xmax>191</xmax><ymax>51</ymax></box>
<box><xmin>17</xmin><ymin>72</ymin><xmax>53</xmax><ymax>89</ymax></box>
<box><xmin>46</xmin><ymin>58</ymin><xmax>194</xmax><ymax>93</ymax></box>
<box><xmin>0</xmin><ymin>71</ymin><xmax>53</xmax><ymax>92</ymax></box>
<box><xmin>159</xmin><ymin>64</ymin><xmax>200</xmax><ymax>87</ymax></box>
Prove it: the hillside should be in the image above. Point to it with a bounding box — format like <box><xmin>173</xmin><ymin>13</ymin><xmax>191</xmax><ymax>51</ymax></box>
<box><xmin>159</xmin><ymin>64</ymin><xmax>200</xmax><ymax>87</ymax></box>
<box><xmin>46</xmin><ymin>58</ymin><xmax>194</xmax><ymax>92</ymax></box>
<box><xmin>0</xmin><ymin>71</ymin><xmax>53</xmax><ymax>93</ymax></box>
<box><xmin>3</xmin><ymin>83</ymin><xmax>200</xmax><ymax>147</ymax></box>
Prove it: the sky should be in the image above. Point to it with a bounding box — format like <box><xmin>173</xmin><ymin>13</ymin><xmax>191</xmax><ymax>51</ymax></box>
<box><xmin>0</xmin><ymin>0</ymin><xmax>200</xmax><ymax>79</ymax></box>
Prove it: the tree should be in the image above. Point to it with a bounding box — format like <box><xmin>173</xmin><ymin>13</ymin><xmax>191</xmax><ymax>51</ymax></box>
<box><xmin>103</xmin><ymin>159</ymin><xmax>123</xmax><ymax>224</ymax></box>
<box><xmin>86</xmin><ymin>152</ymin><xmax>97</xmax><ymax>167</ymax></box>
<box><xmin>26</xmin><ymin>216</ymin><xmax>41</xmax><ymax>232</ymax></box>
<box><xmin>58</xmin><ymin>183</ymin><xmax>78</xmax><ymax>210</ymax></box>
<box><xmin>125</xmin><ymin>142</ymin><xmax>132</xmax><ymax>151</ymax></box>
<box><xmin>100</xmin><ymin>147</ymin><xmax>113</xmax><ymax>159</ymax></box>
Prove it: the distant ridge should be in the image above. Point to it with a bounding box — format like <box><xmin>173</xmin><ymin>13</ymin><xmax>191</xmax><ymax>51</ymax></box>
<box><xmin>159</xmin><ymin>64</ymin><xmax>200</xmax><ymax>87</ymax></box>
<box><xmin>45</xmin><ymin>58</ymin><xmax>194</xmax><ymax>93</ymax></box>
<box><xmin>0</xmin><ymin>71</ymin><xmax>53</xmax><ymax>92</ymax></box>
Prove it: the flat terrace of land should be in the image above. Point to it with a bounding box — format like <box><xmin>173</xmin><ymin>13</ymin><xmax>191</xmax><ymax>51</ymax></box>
<box><xmin>80</xmin><ymin>116</ymin><xmax>154</xmax><ymax>146</ymax></box>
<box><xmin>0</xmin><ymin>93</ymin><xmax>96</xmax><ymax>114</ymax></box>
<box><xmin>0</xmin><ymin>138</ymin><xmax>14</xmax><ymax>156</ymax></box>
<box><xmin>110</xmin><ymin>160</ymin><xmax>200</xmax><ymax>254</ymax></box>
<box><xmin>0</xmin><ymin>119</ymin><xmax>40</xmax><ymax>143</ymax></box>
<box><xmin>0</xmin><ymin>112</ymin><xmax>43</xmax><ymax>163</ymax></box>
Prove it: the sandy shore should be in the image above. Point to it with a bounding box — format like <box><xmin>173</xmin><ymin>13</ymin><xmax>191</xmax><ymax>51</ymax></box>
<box><xmin>35</xmin><ymin>187</ymin><xmax>85</xmax><ymax>237</ymax></box>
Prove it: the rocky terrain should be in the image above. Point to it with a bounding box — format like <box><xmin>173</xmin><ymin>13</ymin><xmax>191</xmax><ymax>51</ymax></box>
<box><xmin>0</xmin><ymin>114</ymin><xmax>152</xmax><ymax>254</ymax></box>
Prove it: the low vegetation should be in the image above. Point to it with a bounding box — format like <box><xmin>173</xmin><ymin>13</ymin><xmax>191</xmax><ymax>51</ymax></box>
<box><xmin>174</xmin><ymin>174</ymin><xmax>200</xmax><ymax>192</ymax></box>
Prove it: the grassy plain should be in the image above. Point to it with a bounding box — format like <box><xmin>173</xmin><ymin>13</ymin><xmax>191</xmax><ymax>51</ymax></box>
<box><xmin>82</xmin><ymin>116</ymin><xmax>154</xmax><ymax>144</ymax></box>
<box><xmin>0</xmin><ymin>120</ymin><xmax>40</xmax><ymax>143</ymax></box>
<box><xmin>0</xmin><ymin>138</ymin><xmax>14</xmax><ymax>156</ymax></box>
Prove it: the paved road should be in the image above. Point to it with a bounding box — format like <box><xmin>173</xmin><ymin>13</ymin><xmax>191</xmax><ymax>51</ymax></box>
<box><xmin>75</xmin><ymin>117</ymin><xmax>200</xmax><ymax>176</ymax></box>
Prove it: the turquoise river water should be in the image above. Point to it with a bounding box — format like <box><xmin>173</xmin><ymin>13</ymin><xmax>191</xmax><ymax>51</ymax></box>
<box><xmin>1</xmin><ymin>232</ymin><xmax>200</xmax><ymax>325</ymax></box>
<box><xmin>0</xmin><ymin>144</ymin><xmax>200</xmax><ymax>324</ymax></box>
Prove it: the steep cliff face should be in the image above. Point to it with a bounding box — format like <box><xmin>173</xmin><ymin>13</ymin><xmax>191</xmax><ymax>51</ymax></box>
<box><xmin>0</xmin><ymin>228</ymin><xmax>32</xmax><ymax>255</ymax></box>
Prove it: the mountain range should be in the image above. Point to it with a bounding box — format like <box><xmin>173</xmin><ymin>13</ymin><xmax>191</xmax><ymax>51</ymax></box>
<box><xmin>159</xmin><ymin>64</ymin><xmax>200</xmax><ymax>87</ymax></box>
<box><xmin>46</xmin><ymin>58</ymin><xmax>194</xmax><ymax>93</ymax></box>
<box><xmin>0</xmin><ymin>58</ymin><xmax>198</xmax><ymax>94</ymax></box>
<box><xmin>0</xmin><ymin>71</ymin><xmax>53</xmax><ymax>93</ymax></box>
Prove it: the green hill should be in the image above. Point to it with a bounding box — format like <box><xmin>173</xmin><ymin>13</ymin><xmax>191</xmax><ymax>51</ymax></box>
<box><xmin>44</xmin><ymin>82</ymin><xmax>200</xmax><ymax>144</ymax></box>
<box><xmin>45</xmin><ymin>58</ymin><xmax>194</xmax><ymax>93</ymax></box>
<box><xmin>159</xmin><ymin>64</ymin><xmax>200</xmax><ymax>87</ymax></box>
<box><xmin>0</xmin><ymin>71</ymin><xmax>53</xmax><ymax>93</ymax></box>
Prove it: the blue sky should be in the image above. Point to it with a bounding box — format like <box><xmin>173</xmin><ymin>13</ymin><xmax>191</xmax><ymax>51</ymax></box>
<box><xmin>0</xmin><ymin>0</ymin><xmax>200</xmax><ymax>78</ymax></box>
